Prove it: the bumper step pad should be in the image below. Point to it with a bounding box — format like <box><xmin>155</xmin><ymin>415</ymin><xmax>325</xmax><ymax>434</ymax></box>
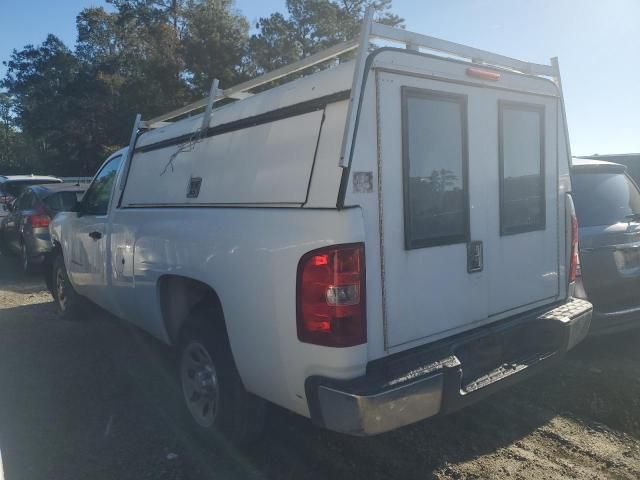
<box><xmin>308</xmin><ymin>298</ymin><xmax>592</xmax><ymax>435</ymax></box>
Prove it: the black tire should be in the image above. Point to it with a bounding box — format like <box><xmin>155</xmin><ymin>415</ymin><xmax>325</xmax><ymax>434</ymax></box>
<box><xmin>52</xmin><ymin>253</ymin><xmax>85</xmax><ymax>320</ymax></box>
<box><xmin>178</xmin><ymin>306</ymin><xmax>266</xmax><ymax>446</ymax></box>
<box><xmin>0</xmin><ymin>230</ymin><xmax>10</xmax><ymax>256</ymax></box>
<box><xmin>20</xmin><ymin>241</ymin><xmax>34</xmax><ymax>274</ymax></box>
<box><xmin>43</xmin><ymin>254</ymin><xmax>55</xmax><ymax>297</ymax></box>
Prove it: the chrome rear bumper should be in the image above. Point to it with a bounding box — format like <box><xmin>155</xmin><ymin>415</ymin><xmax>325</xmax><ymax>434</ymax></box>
<box><xmin>306</xmin><ymin>298</ymin><xmax>592</xmax><ymax>436</ymax></box>
<box><xmin>317</xmin><ymin>374</ymin><xmax>444</xmax><ymax>435</ymax></box>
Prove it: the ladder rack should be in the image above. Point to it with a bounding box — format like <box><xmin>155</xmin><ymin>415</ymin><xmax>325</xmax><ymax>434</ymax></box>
<box><xmin>140</xmin><ymin>10</ymin><xmax>558</xmax><ymax>130</ymax></box>
<box><xmin>132</xmin><ymin>7</ymin><xmax>566</xmax><ymax>167</ymax></box>
<box><xmin>139</xmin><ymin>38</ymin><xmax>360</xmax><ymax>129</ymax></box>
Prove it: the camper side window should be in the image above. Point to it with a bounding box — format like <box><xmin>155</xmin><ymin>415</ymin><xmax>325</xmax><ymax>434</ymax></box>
<box><xmin>401</xmin><ymin>87</ymin><xmax>469</xmax><ymax>250</ymax></box>
<box><xmin>499</xmin><ymin>101</ymin><xmax>545</xmax><ymax>235</ymax></box>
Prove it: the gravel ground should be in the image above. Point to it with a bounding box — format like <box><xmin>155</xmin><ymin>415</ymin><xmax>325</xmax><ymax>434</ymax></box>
<box><xmin>1</xmin><ymin>253</ymin><xmax>640</xmax><ymax>479</ymax></box>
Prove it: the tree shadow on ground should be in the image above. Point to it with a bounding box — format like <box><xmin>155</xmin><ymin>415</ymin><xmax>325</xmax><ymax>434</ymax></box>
<box><xmin>0</xmin><ymin>253</ymin><xmax>47</xmax><ymax>295</ymax></box>
<box><xmin>2</xmin><ymin>250</ymin><xmax>640</xmax><ymax>480</ymax></box>
<box><xmin>518</xmin><ymin>329</ymin><xmax>640</xmax><ymax>440</ymax></box>
<box><xmin>0</xmin><ymin>302</ymin><xmax>571</xmax><ymax>480</ymax></box>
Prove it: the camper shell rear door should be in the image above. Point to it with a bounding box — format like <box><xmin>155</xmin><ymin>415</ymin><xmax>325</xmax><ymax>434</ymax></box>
<box><xmin>345</xmin><ymin>49</ymin><xmax>564</xmax><ymax>353</ymax></box>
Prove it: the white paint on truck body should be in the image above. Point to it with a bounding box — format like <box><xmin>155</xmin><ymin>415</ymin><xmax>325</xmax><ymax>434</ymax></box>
<box><xmin>50</xmin><ymin>45</ymin><xmax>573</xmax><ymax>420</ymax></box>
<box><xmin>108</xmin><ymin>206</ymin><xmax>368</xmax><ymax>416</ymax></box>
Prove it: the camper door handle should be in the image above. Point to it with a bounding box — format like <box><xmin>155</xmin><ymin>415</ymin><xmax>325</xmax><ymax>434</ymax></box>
<box><xmin>89</xmin><ymin>231</ymin><xmax>102</xmax><ymax>240</ymax></box>
<box><xmin>467</xmin><ymin>240</ymin><xmax>483</xmax><ymax>273</ymax></box>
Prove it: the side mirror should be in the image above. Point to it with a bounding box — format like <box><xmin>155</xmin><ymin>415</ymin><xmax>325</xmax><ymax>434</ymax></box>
<box><xmin>5</xmin><ymin>202</ymin><xmax>13</xmax><ymax>212</ymax></box>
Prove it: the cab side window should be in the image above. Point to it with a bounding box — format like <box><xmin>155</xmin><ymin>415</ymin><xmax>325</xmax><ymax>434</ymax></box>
<box><xmin>82</xmin><ymin>155</ymin><xmax>123</xmax><ymax>216</ymax></box>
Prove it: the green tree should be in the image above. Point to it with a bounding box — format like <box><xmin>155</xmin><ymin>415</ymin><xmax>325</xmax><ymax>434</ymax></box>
<box><xmin>0</xmin><ymin>93</ymin><xmax>13</xmax><ymax>166</ymax></box>
<box><xmin>250</xmin><ymin>0</ymin><xmax>403</xmax><ymax>73</ymax></box>
<box><xmin>101</xmin><ymin>1</ymin><xmax>191</xmax><ymax>115</ymax></box>
<box><xmin>0</xmin><ymin>93</ymin><xmax>45</xmax><ymax>174</ymax></box>
<box><xmin>2</xmin><ymin>35</ymin><xmax>85</xmax><ymax>174</ymax></box>
<box><xmin>181</xmin><ymin>0</ymin><xmax>251</xmax><ymax>93</ymax></box>
<box><xmin>1</xmin><ymin>0</ymin><xmax>402</xmax><ymax>175</ymax></box>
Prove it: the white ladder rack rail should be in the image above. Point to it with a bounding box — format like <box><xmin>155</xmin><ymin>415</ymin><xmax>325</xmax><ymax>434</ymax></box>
<box><xmin>370</xmin><ymin>22</ymin><xmax>556</xmax><ymax>77</ymax></box>
<box><xmin>139</xmin><ymin>38</ymin><xmax>361</xmax><ymax>129</ymax></box>
<box><xmin>134</xmin><ymin>8</ymin><xmax>564</xmax><ymax>167</ymax></box>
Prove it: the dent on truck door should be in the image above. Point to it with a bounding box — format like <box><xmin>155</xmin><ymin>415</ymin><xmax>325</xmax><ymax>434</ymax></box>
<box><xmin>107</xmin><ymin>218</ymin><xmax>138</xmax><ymax>322</ymax></box>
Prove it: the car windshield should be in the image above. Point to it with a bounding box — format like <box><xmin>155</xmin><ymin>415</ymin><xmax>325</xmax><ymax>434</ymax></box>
<box><xmin>43</xmin><ymin>191</ymin><xmax>83</xmax><ymax>211</ymax></box>
<box><xmin>572</xmin><ymin>171</ymin><xmax>640</xmax><ymax>227</ymax></box>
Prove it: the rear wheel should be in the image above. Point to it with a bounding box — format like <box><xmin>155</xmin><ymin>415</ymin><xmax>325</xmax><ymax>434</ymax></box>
<box><xmin>20</xmin><ymin>242</ymin><xmax>34</xmax><ymax>274</ymax></box>
<box><xmin>52</xmin><ymin>253</ymin><xmax>85</xmax><ymax>320</ymax></box>
<box><xmin>43</xmin><ymin>255</ymin><xmax>55</xmax><ymax>297</ymax></box>
<box><xmin>0</xmin><ymin>231</ymin><xmax>8</xmax><ymax>256</ymax></box>
<box><xmin>178</xmin><ymin>307</ymin><xmax>266</xmax><ymax>445</ymax></box>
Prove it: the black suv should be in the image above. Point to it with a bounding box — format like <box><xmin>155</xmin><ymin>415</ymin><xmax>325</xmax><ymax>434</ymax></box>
<box><xmin>572</xmin><ymin>158</ymin><xmax>640</xmax><ymax>334</ymax></box>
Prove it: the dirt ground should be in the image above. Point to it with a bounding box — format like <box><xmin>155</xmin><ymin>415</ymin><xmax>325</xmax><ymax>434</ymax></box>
<box><xmin>1</xmin><ymin>253</ymin><xmax>640</xmax><ymax>480</ymax></box>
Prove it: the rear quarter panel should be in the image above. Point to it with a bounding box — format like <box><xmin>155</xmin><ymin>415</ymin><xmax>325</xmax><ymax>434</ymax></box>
<box><xmin>109</xmin><ymin>206</ymin><xmax>368</xmax><ymax>417</ymax></box>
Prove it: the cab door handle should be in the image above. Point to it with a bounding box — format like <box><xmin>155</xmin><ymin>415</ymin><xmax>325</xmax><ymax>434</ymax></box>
<box><xmin>89</xmin><ymin>231</ymin><xmax>102</xmax><ymax>240</ymax></box>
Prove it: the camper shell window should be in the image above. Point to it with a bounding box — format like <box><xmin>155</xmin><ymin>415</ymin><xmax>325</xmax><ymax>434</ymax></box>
<box><xmin>499</xmin><ymin>101</ymin><xmax>546</xmax><ymax>235</ymax></box>
<box><xmin>401</xmin><ymin>87</ymin><xmax>470</xmax><ymax>250</ymax></box>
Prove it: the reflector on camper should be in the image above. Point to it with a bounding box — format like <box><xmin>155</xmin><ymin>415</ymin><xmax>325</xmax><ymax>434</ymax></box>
<box><xmin>466</xmin><ymin>67</ymin><xmax>501</xmax><ymax>81</ymax></box>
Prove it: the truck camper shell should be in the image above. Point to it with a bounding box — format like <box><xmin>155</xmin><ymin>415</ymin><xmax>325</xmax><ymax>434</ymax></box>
<box><xmin>119</xmin><ymin>12</ymin><xmax>569</xmax><ymax>212</ymax></box>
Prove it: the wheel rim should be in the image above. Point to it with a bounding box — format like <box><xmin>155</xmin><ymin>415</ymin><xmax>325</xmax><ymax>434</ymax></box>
<box><xmin>56</xmin><ymin>268</ymin><xmax>68</xmax><ymax>311</ymax></box>
<box><xmin>180</xmin><ymin>341</ymin><xmax>220</xmax><ymax>428</ymax></box>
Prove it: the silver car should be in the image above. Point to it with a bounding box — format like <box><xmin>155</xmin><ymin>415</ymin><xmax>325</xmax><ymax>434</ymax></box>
<box><xmin>572</xmin><ymin>158</ymin><xmax>640</xmax><ymax>334</ymax></box>
<box><xmin>0</xmin><ymin>183</ymin><xmax>85</xmax><ymax>272</ymax></box>
<box><xmin>0</xmin><ymin>175</ymin><xmax>63</xmax><ymax>218</ymax></box>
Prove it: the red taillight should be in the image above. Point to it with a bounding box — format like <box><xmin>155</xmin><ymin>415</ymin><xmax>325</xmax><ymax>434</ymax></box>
<box><xmin>29</xmin><ymin>208</ymin><xmax>50</xmax><ymax>228</ymax></box>
<box><xmin>466</xmin><ymin>67</ymin><xmax>501</xmax><ymax>81</ymax></box>
<box><xmin>296</xmin><ymin>243</ymin><xmax>366</xmax><ymax>347</ymax></box>
<box><xmin>566</xmin><ymin>193</ymin><xmax>580</xmax><ymax>284</ymax></box>
<box><xmin>569</xmin><ymin>209</ymin><xmax>579</xmax><ymax>282</ymax></box>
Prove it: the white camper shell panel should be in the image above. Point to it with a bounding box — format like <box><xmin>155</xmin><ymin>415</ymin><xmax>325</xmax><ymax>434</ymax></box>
<box><xmin>123</xmin><ymin>110</ymin><xmax>324</xmax><ymax>205</ymax></box>
<box><xmin>121</xmin><ymin>63</ymin><xmax>355</xmax><ymax>207</ymax></box>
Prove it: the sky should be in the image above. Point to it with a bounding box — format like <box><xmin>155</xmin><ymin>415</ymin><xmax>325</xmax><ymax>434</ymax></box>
<box><xmin>0</xmin><ymin>0</ymin><xmax>638</xmax><ymax>156</ymax></box>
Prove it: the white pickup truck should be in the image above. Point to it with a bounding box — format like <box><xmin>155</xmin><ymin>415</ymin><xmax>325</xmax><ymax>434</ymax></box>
<box><xmin>48</xmin><ymin>16</ymin><xmax>592</xmax><ymax>444</ymax></box>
